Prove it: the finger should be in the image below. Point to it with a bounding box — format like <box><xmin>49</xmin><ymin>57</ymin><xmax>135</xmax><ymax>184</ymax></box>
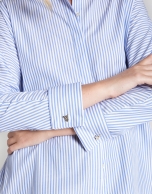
<box><xmin>7</xmin><ymin>138</ymin><xmax>16</xmax><ymax>147</ymax></box>
<box><xmin>7</xmin><ymin>147</ymin><xmax>12</xmax><ymax>155</ymax></box>
<box><xmin>7</xmin><ymin>144</ymin><xmax>18</xmax><ymax>155</ymax></box>
<box><xmin>7</xmin><ymin>132</ymin><xmax>14</xmax><ymax>138</ymax></box>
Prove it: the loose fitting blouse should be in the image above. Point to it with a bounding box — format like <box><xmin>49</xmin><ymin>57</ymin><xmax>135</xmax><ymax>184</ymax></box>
<box><xmin>0</xmin><ymin>0</ymin><xmax>152</xmax><ymax>193</ymax></box>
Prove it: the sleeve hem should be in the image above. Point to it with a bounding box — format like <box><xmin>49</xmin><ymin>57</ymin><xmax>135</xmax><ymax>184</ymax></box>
<box><xmin>48</xmin><ymin>82</ymin><xmax>84</xmax><ymax>129</ymax></box>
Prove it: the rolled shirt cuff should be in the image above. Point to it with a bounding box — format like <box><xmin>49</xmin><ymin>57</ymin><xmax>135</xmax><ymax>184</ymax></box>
<box><xmin>48</xmin><ymin>82</ymin><xmax>84</xmax><ymax>129</ymax></box>
<box><xmin>73</xmin><ymin>103</ymin><xmax>112</xmax><ymax>152</ymax></box>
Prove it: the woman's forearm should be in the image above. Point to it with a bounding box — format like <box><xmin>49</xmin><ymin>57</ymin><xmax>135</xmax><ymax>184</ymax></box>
<box><xmin>55</xmin><ymin>54</ymin><xmax>152</xmax><ymax>138</ymax></box>
<box><xmin>8</xmin><ymin>55</ymin><xmax>152</xmax><ymax>152</ymax></box>
<box><xmin>46</xmin><ymin>128</ymin><xmax>76</xmax><ymax>140</ymax></box>
<box><xmin>82</xmin><ymin>54</ymin><xmax>152</xmax><ymax>110</ymax></box>
<box><xmin>81</xmin><ymin>80</ymin><xmax>112</xmax><ymax>109</ymax></box>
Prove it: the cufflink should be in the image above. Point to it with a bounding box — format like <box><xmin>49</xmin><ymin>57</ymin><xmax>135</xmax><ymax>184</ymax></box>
<box><xmin>62</xmin><ymin>115</ymin><xmax>69</xmax><ymax>122</ymax></box>
<box><xmin>94</xmin><ymin>135</ymin><xmax>100</xmax><ymax>140</ymax></box>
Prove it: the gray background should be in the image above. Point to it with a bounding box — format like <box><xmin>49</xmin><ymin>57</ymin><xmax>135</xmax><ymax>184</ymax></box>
<box><xmin>0</xmin><ymin>0</ymin><xmax>152</xmax><ymax>169</ymax></box>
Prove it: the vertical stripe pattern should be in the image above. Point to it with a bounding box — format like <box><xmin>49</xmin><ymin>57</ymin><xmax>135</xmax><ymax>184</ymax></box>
<box><xmin>0</xmin><ymin>0</ymin><xmax>152</xmax><ymax>193</ymax></box>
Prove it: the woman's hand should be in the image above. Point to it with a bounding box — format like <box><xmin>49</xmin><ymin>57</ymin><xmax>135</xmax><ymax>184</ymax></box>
<box><xmin>81</xmin><ymin>54</ymin><xmax>152</xmax><ymax>109</ymax></box>
<box><xmin>6</xmin><ymin>54</ymin><xmax>152</xmax><ymax>155</ymax></box>
<box><xmin>7</xmin><ymin>130</ymin><xmax>55</xmax><ymax>155</ymax></box>
<box><xmin>104</xmin><ymin>54</ymin><xmax>152</xmax><ymax>98</ymax></box>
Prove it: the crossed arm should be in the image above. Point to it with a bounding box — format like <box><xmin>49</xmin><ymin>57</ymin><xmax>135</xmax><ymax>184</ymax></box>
<box><xmin>7</xmin><ymin>54</ymin><xmax>152</xmax><ymax>154</ymax></box>
<box><xmin>1</xmin><ymin>0</ymin><xmax>152</xmax><ymax>154</ymax></box>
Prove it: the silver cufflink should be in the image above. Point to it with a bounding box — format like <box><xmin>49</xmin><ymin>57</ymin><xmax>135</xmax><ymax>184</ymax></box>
<box><xmin>62</xmin><ymin>115</ymin><xmax>69</xmax><ymax>122</ymax></box>
<box><xmin>94</xmin><ymin>135</ymin><xmax>100</xmax><ymax>140</ymax></box>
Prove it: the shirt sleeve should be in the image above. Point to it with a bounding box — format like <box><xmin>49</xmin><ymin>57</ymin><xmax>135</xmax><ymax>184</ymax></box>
<box><xmin>74</xmin><ymin>0</ymin><xmax>152</xmax><ymax>152</ymax></box>
<box><xmin>0</xmin><ymin>2</ymin><xmax>84</xmax><ymax>132</ymax></box>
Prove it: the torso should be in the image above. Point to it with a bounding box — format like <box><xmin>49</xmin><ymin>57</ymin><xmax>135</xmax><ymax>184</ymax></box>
<box><xmin>1</xmin><ymin>0</ymin><xmax>152</xmax><ymax>193</ymax></box>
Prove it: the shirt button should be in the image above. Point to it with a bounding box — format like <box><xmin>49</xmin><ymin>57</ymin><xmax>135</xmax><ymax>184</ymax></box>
<box><xmin>94</xmin><ymin>135</ymin><xmax>100</xmax><ymax>140</ymax></box>
<box><xmin>62</xmin><ymin>115</ymin><xmax>69</xmax><ymax>122</ymax></box>
<box><xmin>76</xmin><ymin>12</ymin><xmax>80</xmax><ymax>17</ymax></box>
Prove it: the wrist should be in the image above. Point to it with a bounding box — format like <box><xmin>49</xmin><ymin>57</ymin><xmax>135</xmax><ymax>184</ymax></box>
<box><xmin>53</xmin><ymin>128</ymin><xmax>76</xmax><ymax>137</ymax></box>
<box><xmin>132</xmin><ymin>67</ymin><xmax>143</xmax><ymax>86</ymax></box>
<box><xmin>45</xmin><ymin>130</ymin><xmax>56</xmax><ymax>139</ymax></box>
<box><xmin>99</xmin><ymin>79</ymin><xmax>114</xmax><ymax>100</ymax></box>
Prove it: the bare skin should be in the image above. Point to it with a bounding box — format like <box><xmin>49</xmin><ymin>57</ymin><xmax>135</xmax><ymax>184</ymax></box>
<box><xmin>7</xmin><ymin>54</ymin><xmax>152</xmax><ymax>154</ymax></box>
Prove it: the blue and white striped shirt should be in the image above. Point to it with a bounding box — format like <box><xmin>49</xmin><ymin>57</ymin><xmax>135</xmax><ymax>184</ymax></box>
<box><xmin>0</xmin><ymin>0</ymin><xmax>152</xmax><ymax>193</ymax></box>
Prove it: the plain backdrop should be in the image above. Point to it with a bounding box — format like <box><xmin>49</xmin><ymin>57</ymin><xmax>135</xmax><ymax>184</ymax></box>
<box><xmin>0</xmin><ymin>0</ymin><xmax>152</xmax><ymax>170</ymax></box>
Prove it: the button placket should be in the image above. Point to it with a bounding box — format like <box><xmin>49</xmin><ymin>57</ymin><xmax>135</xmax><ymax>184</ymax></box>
<box><xmin>102</xmin><ymin>163</ymin><xmax>105</xmax><ymax>169</ymax></box>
